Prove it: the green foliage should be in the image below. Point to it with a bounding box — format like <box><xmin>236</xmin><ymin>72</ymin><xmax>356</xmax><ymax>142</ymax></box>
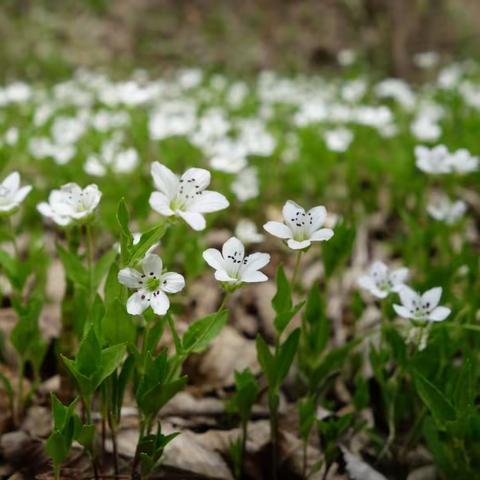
<box><xmin>226</xmin><ymin>368</ymin><xmax>259</xmax><ymax>422</ymax></box>
<box><xmin>181</xmin><ymin>310</ymin><xmax>228</xmax><ymax>354</ymax></box>
<box><xmin>62</xmin><ymin>327</ymin><xmax>126</xmax><ymax>399</ymax></box>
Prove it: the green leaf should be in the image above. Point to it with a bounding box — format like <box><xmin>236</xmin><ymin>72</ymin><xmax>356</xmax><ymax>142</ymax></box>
<box><xmin>256</xmin><ymin>334</ymin><xmax>275</xmax><ymax>386</ymax></box>
<box><xmin>453</xmin><ymin>359</ymin><xmax>474</xmax><ymax>413</ymax></box>
<box><xmin>322</xmin><ymin>221</ymin><xmax>355</xmax><ymax>279</ymax></box>
<box><xmin>228</xmin><ymin>368</ymin><xmax>258</xmax><ymax>421</ymax></box>
<box><xmin>138</xmin><ymin>376</ymin><xmax>188</xmax><ymax>417</ymax></box>
<box><xmin>129</xmin><ymin>223</ymin><xmax>167</xmax><ymax>267</ymax></box>
<box><xmin>272</xmin><ymin>265</ymin><xmax>292</xmax><ymax>314</ymax></box>
<box><xmin>95</xmin><ymin>343</ymin><xmax>127</xmax><ymax>389</ymax></box>
<box><xmin>102</xmin><ymin>299</ymin><xmax>136</xmax><ymax>346</ymax></box>
<box><xmin>76</xmin><ymin>327</ymin><xmax>102</xmax><ymax>377</ymax></box>
<box><xmin>303</xmin><ymin>285</ymin><xmax>329</xmax><ymax>353</ymax></box>
<box><xmin>182</xmin><ymin>310</ymin><xmax>228</xmax><ymax>354</ymax></box>
<box><xmin>62</xmin><ymin>356</ymin><xmax>94</xmax><ymax>397</ymax></box>
<box><xmin>414</xmin><ymin>371</ymin><xmax>456</xmax><ymax>428</ymax></box>
<box><xmin>57</xmin><ymin>244</ymin><xmax>89</xmax><ymax>288</ymax></box>
<box><xmin>298</xmin><ymin>396</ymin><xmax>316</xmax><ymax>441</ymax></box>
<box><xmin>45</xmin><ymin>431</ymin><xmax>68</xmax><ymax>466</ymax></box>
<box><xmin>93</xmin><ymin>250</ymin><xmax>116</xmax><ymax>290</ymax></box>
<box><xmin>274</xmin><ymin>301</ymin><xmax>305</xmax><ymax>334</ymax></box>
<box><xmin>75</xmin><ymin>423</ymin><xmax>96</xmax><ymax>450</ymax></box>
<box><xmin>276</xmin><ymin>328</ymin><xmax>300</xmax><ymax>385</ymax></box>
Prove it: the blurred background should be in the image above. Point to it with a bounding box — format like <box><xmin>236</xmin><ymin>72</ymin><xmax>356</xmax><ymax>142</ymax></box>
<box><xmin>1</xmin><ymin>0</ymin><xmax>480</xmax><ymax>81</ymax></box>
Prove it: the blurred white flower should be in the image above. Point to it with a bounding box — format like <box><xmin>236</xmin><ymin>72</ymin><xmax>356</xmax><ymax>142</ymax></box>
<box><xmin>358</xmin><ymin>261</ymin><xmax>409</xmax><ymax>299</ymax></box>
<box><xmin>37</xmin><ymin>183</ymin><xmax>101</xmax><ymax>226</ymax></box>
<box><xmin>149</xmin><ymin>162</ymin><xmax>229</xmax><ymax>231</ymax></box>
<box><xmin>235</xmin><ymin>219</ymin><xmax>264</xmax><ymax>244</ymax></box>
<box><xmin>448</xmin><ymin>148</ymin><xmax>478</xmax><ymax>173</ymax></box>
<box><xmin>203</xmin><ymin>236</ymin><xmax>270</xmax><ymax>284</ymax></box>
<box><xmin>0</xmin><ymin>172</ymin><xmax>32</xmax><ymax>215</ymax></box>
<box><xmin>84</xmin><ymin>138</ymin><xmax>138</xmax><ymax>177</ymax></box>
<box><xmin>231</xmin><ymin>167</ymin><xmax>259</xmax><ymax>202</ymax></box>
<box><xmin>375</xmin><ymin>79</ymin><xmax>416</xmax><ymax>111</ymax></box>
<box><xmin>437</xmin><ymin>64</ymin><xmax>463</xmax><ymax>89</ymax></box>
<box><xmin>4</xmin><ymin>128</ymin><xmax>19</xmax><ymax>146</ymax></box>
<box><xmin>324</xmin><ymin>127</ymin><xmax>353</xmax><ymax>153</ymax></box>
<box><xmin>415</xmin><ymin>145</ymin><xmax>450</xmax><ymax>173</ymax></box>
<box><xmin>411</xmin><ymin>116</ymin><xmax>441</xmax><ymax>142</ymax></box>
<box><xmin>264</xmin><ymin>200</ymin><xmax>334</xmax><ymax>250</ymax></box>
<box><xmin>413</xmin><ymin>51</ymin><xmax>440</xmax><ymax>69</ymax></box>
<box><xmin>118</xmin><ymin>254</ymin><xmax>184</xmax><ymax>315</ymax></box>
<box><xmin>394</xmin><ymin>287</ymin><xmax>451</xmax><ymax>322</ymax></box>
<box><xmin>427</xmin><ymin>196</ymin><xmax>466</xmax><ymax>224</ymax></box>
<box><xmin>337</xmin><ymin>49</ymin><xmax>356</xmax><ymax>67</ymax></box>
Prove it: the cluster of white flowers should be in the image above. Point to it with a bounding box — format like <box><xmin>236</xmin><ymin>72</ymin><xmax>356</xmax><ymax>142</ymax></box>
<box><xmin>415</xmin><ymin>145</ymin><xmax>478</xmax><ymax>174</ymax></box>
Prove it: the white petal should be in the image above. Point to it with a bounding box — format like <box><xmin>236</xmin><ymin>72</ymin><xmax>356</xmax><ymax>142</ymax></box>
<box><xmin>310</xmin><ymin>228</ymin><xmax>334</xmax><ymax>242</ymax></box>
<box><xmin>83</xmin><ymin>184</ymin><xmax>102</xmax><ymax>210</ymax></box>
<box><xmin>241</xmin><ymin>270</ymin><xmax>268</xmax><ymax>283</ymax></box>
<box><xmin>203</xmin><ymin>248</ymin><xmax>226</xmax><ymax>271</ymax></box>
<box><xmin>150</xmin><ymin>291</ymin><xmax>170</xmax><ymax>315</ymax></box>
<box><xmin>127</xmin><ymin>291</ymin><xmax>149</xmax><ymax>315</ymax></box>
<box><xmin>189</xmin><ymin>190</ymin><xmax>229</xmax><ymax>213</ymax></box>
<box><xmin>287</xmin><ymin>239</ymin><xmax>311</xmax><ymax>250</ymax></box>
<box><xmin>428</xmin><ymin>306</ymin><xmax>451</xmax><ymax>322</ymax></box>
<box><xmin>214</xmin><ymin>270</ymin><xmax>236</xmax><ymax>282</ymax></box>
<box><xmin>421</xmin><ymin>287</ymin><xmax>442</xmax><ymax>310</ymax></box>
<box><xmin>2</xmin><ymin>172</ymin><xmax>20</xmax><ymax>191</ymax></box>
<box><xmin>222</xmin><ymin>237</ymin><xmax>245</xmax><ymax>260</ymax></box>
<box><xmin>393</xmin><ymin>304</ymin><xmax>412</xmax><ymax>319</ymax></box>
<box><xmin>399</xmin><ymin>286</ymin><xmax>419</xmax><ymax>310</ymax></box>
<box><xmin>151</xmin><ymin>162</ymin><xmax>179</xmax><ymax>199</ymax></box>
<box><xmin>370</xmin><ymin>261</ymin><xmax>388</xmax><ymax>277</ymax></box>
<box><xmin>181</xmin><ymin>168</ymin><xmax>211</xmax><ymax>190</ymax></box>
<box><xmin>282</xmin><ymin>200</ymin><xmax>304</xmax><ymax>222</ymax></box>
<box><xmin>240</xmin><ymin>252</ymin><xmax>270</xmax><ymax>278</ymax></box>
<box><xmin>307</xmin><ymin>206</ymin><xmax>327</xmax><ymax>231</ymax></box>
<box><xmin>149</xmin><ymin>191</ymin><xmax>174</xmax><ymax>216</ymax></box>
<box><xmin>13</xmin><ymin>185</ymin><xmax>32</xmax><ymax>204</ymax></box>
<box><xmin>177</xmin><ymin>210</ymin><xmax>206</xmax><ymax>231</ymax></box>
<box><xmin>118</xmin><ymin>268</ymin><xmax>143</xmax><ymax>288</ymax></box>
<box><xmin>263</xmin><ymin>221</ymin><xmax>292</xmax><ymax>239</ymax></box>
<box><xmin>142</xmin><ymin>254</ymin><xmax>163</xmax><ymax>276</ymax></box>
<box><xmin>390</xmin><ymin>268</ymin><xmax>409</xmax><ymax>288</ymax></box>
<box><xmin>358</xmin><ymin>276</ymin><xmax>387</xmax><ymax>298</ymax></box>
<box><xmin>160</xmin><ymin>272</ymin><xmax>185</xmax><ymax>293</ymax></box>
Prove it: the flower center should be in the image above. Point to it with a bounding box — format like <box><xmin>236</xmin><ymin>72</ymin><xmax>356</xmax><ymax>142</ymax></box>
<box><xmin>145</xmin><ymin>277</ymin><xmax>161</xmax><ymax>292</ymax></box>
<box><xmin>171</xmin><ymin>176</ymin><xmax>204</xmax><ymax>211</ymax></box>
<box><xmin>290</xmin><ymin>209</ymin><xmax>313</xmax><ymax>241</ymax></box>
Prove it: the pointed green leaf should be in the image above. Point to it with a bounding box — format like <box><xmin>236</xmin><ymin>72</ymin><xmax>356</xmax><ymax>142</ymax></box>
<box><xmin>182</xmin><ymin>310</ymin><xmax>228</xmax><ymax>354</ymax></box>
<box><xmin>276</xmin><ymin>328</ymin><xmax>300</xmax><ymax>385</ymax></box>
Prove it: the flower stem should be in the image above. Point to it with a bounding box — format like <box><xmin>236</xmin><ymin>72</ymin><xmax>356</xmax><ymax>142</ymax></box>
<box><xmin>8</xmin><ymin>217</ymin><xmax>19</xmax><ymax>258</ymax></box>
<box><xmin>85</xmin><ymin>224</ymin><xmax>94</xmax><ymax>303</ymax></box>
<box><xmin>291</xmin><ymin>251</ymin><xmax>303</xmax><ymax>291</ymax></box>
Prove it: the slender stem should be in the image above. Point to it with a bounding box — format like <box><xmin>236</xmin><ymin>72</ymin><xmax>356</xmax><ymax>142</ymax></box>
<box><xmin>240</xmin><ymin>418</ymin><xmax>248</xmax><ymax>479</ymax></box>
<box><xmin>218</xmin><ymin>291</ymin><xmax>230</xmax><ymax>311</ymax></box>
<box><xmin>107</xmin><ymin>411</ymin><xmax>119</xmax><ymax>477</ymax></box>
<box><xmin>15</xmin><ymin>359</ymin><xmax>24</xmax><ymax>425</ymax></box>
<box><xmin>85</xmin><ymin>223</ymin><xmax>94</xmax><ymax>304</ymax></box>
<box><xmin>291</xmin><ymin>251</ymin><xmax>303</xmax><ymax>291</ymax></box>
<box><xmin>8</xmin><ymin>217</ymin><xmax>19</xmax><ymax>258</ymax></box>
<box><xmin>302</xmin><ymin>437</ymin><xmax>308</xmax><ymax>479</ymax></box>
<box><xmin>269</xmin><ymin>391</ymin><xmax>279</xmax><ymax>480</ymax></box>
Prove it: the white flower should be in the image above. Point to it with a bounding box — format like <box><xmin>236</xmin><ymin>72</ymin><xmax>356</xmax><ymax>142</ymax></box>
<box><xmin>411</xmin><ymin>116</ymin><xmax>441</xmax><ymax>142</ymax></box>
<box><xmin>37</xmin><ymin>183</ymin><xmax>102</xmax><ymax>226</ymax></box>
<box><xmin>235</xmin><ymin>219</ymin><xmax>264</xmax><ymax>244</ymax></box>
<box><xmin>358</xmin><ymin>261</ymin><xmax>409</xmax><ymax>299</ymax></box>
<box><xmin>427</xmin><ymin>196</ymin><xmax>466</xmax><ymax>224</ymax></box>
<box><xmin>415</xmin><ymin>145</ymin><xmax>451</xmax><ymax>174</ymax></box>
<box><xmin>149</xmin><ymin>162</ymin><xmax>229</xmax><ymax>231</ymax></box>
<box><xmin>118</xmin><ymin>254</ymin><xmax>184</xmax><ymax>315</ymax></box>
<box><xmin>394</xmin><ymin>287</ymin><xmax>451</xmax><ymax>322</ymax></box>
<box><xmin>0</xmin><ymin>172</ymin><xmax>32</xmax><ymax>215</ymax></box>
<box><xmin>448</xmin><ymin>148</ymin><xmax>478</xmax><ymax>173</ymax></box>
<box><xmin>263</xmin><ymin>200</ymin><xmax>334</xmax><ymax>250</ymax></box>
<box><xmin>4</xmin><ymin>128</ymin><xmax>19</xmax><ymax>146</ymax></box>
<box><xmin>337</xmin><ymin>49</ymin><xmax>356</xmax><ymax>66</ymax></box>
<box><xmin>413</xmin><ymin>51</ymin><xmax>439</xmax><ymax>69</ymax></box>
<box><xmin>231</xmin><ymin>167</ymin><xmax>259</xmax><ymax>202</ymax></box>
<box><xmin>203</xmin><ymin>237</ymin><xmax>270</xmax><ymax>284</ymax></box>
<box><xmin>324</xmin><ymin>127</ymin><xmax>353</xmax><ymax>153</ymax></box>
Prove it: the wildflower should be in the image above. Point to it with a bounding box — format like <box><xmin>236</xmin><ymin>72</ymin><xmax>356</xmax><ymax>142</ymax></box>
<box><xmin>324</xmin><ymin>127</ymin><xmax>353</xmax><ymax>153</ymax></box>
<box><xmin>235</xmin><ymin>219</ymin><xmax>264</xmax><ymax>244</ymax></box>
<box><xmin>427</xmin><ymin>196</ymin><xmax>466</xmax><ymax>224</ymax></box>
<box><xmin>0</xmin><ymin>172</ymin><xmax>32</xmax><ymax>216</ymax></box>
<box><xmin>37</xmin><ymin>183</ymin><xmax>101</xmax><ymax>226</ymax></box>
<box><xmin>149</xmin><ymin>162</ymin><xmax>229</xmax><ymax>231</ymax></box>
<box><xmin>118</xmin><ymin>254</ymin><xmax>184</xmax><ymax>315</ymax></box>
<box><xmin>203</xmin><ymin>236</ymin><xmax>270</xmax><ymax>285</ymax></box>
<box><xmin>263</xmin><ymin>200</ymin><xmax>334</xmax><ymax>250</ymax></box>
<box><xmin>231</xmin><ymin>167</ymin><xmax>259</xmax><ymax>202</ymax></box>
<box><xmin>448</xmin><ymin>148</ymin><xmax>478</xmax><ymax>173</ymax></box>
<box><xmin>393</xmin><ymin>286</ymin><xmax>451</xmax><ymax>322</ymax></box>
<box><xmin>358</xmin><ymin>261</ymin><xmax>409</xmax><ymax>299</ymax></box>
<box><xmin>411</xmin><ymin>116</ymin><xmax>441</xmax><ymax>142</ymax></box>
<box><xmin>413</xmin><ymin>51</ymin><xmax>440</xmax><ymax>69</ymax></box>
<box><xmin>415</xmin><ymin>145</ymin><xmax>451</xmax><ymax>174</ymax></box>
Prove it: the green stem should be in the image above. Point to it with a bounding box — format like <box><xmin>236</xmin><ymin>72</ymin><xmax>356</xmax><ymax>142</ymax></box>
<box><xmin>8</xmin><ymin>217</ymin><xmax>19</xmax><ymax>258</ymax></box>
<box><xmin>15</xmin><ymin>359</ymin><xmax>24</xmax><ymax>425</ymax></box>
<box><xmin>291</xmin><ymin>251</ymin><xmax>303</xmax><ymax>291</ymax></box>
<box><xmin>85</xmin><ymin>223</ymin><xmax>94</xmax><ymax>304</ymax></box>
